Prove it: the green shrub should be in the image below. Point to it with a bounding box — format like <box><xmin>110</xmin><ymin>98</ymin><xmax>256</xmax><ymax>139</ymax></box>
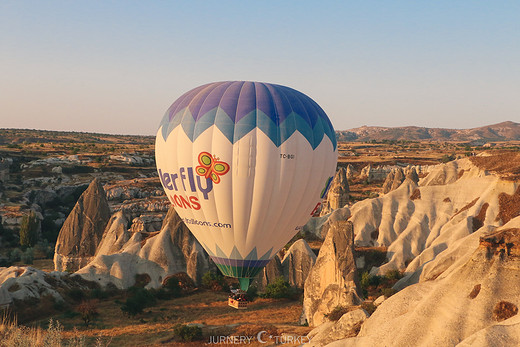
<box><xmin>90</xmin><ymin>288</ymin><xmax>109</xmax><ymax>300</ymax></box>
<box><xmin>20</xmin><ymin>248</ymin><xmax>34</xmax><ymax>264</ymax></box>
<box><xmin>385</xmin><ymin>270</ymin><xmax>402</xmax><ymax>281</ymax></box>
<box><xmin>325</xmin><ymin>306</ymin><xmax>349</xmax><ymax>321</ymax></box>
<box><xmin>9</xmin><ymin>248</ymin><xmax>23</xmax><ymax>262</ymax></box>
<box><xmin>120</xmin><ymin>288</ymin><xmax>156</xmax><ymax>316</ymax></box>
<box><xmin>19</xmin><ymin>211</ymin><xmax>38</xmax><ymax>248</ymax></box>
<box><xmin>382</xmin><ymin>288</ymin><xmax>397</xmax><ymax>298</ymax></box>
<box><xmin>162</xmin><ymin>277</ymin><xmax>182</xmax><ymax>298</ymax></box>
<box><xmin>262</xmin><ymin>278</ymin><xmax>297</xmax><ymax>299</ymax></box>
<box><xmin>360</xmin><ymin>272</ymin><xmax>370</xmax><ymax>290</ymax></box>
<box><xmin>173</xmin><ymin>324</ymin><xmax>203</xmax><ymax>342</ymax></box>
<box><xmin>369</xmin><ymin>275</ymin><xmax>381</xmax><ymax>287</ymax></box>
<box><xmin>201</xmin><ymin>271</ymin><xmax>225</xmax><ymax>291</ymax></box>
<box><xmin>361</xmin><ymin>302</ymin><xmax>377</xmax><ymax>315</ymax></box>
<box><xmin>67</xmin><ymin>288</ymin><xmax>87</xmax><ymax>302</ymax></box>
<box><xmin>246</xmin><ymin>285</ymin><xmax>258</xmax><ymax>301</ymax></box>
<box><xmin>34</xmin><ymin>240</ymin><xmax>55</xmax><ymax>259</ymax></box>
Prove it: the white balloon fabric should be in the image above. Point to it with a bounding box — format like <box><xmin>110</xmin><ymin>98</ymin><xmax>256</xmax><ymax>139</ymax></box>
<box><xmin>155</xmin><ymin>81</ymin><xmax>337</xmax><ymax>288</ymax></box>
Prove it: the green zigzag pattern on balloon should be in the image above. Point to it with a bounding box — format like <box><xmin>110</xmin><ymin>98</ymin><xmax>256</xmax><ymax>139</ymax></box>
<box><xmin>159</xmin><ymin>107</ymin><xmax>337</xmax><ymax>150</ymax></box>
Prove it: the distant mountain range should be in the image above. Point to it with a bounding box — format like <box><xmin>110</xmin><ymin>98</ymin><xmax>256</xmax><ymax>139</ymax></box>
<box><xmin>336</xmin><ymin>121</ymin><xmax>520</xmax><ymax>142</ymax></box>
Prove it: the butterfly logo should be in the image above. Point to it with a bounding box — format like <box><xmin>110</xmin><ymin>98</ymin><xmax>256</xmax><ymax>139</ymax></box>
<box><xmin>196</xmin><ymin>152</ymin><xmax>230</xmax><ymax>184</ymax></box>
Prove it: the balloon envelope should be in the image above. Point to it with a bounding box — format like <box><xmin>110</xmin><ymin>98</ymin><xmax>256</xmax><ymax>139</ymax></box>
<box><xmin>155</xmin><ymin>81</ymin><xmax>337</xmax><ymax>288</ymax></box>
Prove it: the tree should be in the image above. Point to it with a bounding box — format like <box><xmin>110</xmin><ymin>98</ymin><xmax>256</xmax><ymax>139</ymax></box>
<box><xmin>20</xmin><ymin>211</ymin><xmax>38</xmax><ymax>247</ymax></box>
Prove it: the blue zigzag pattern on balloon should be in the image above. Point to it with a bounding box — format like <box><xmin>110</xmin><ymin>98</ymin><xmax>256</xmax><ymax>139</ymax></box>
<box><xmin>201</xmin><ymin>242</ymin><xmax>273</xmax><ymax>262</ymax></box>
<box><xmin>159</xmin><ymin>106</ymin><xmax>337</xmax><ymax>150</ymax></box>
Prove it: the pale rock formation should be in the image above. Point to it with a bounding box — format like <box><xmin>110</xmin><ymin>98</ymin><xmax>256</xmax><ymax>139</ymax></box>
<box><xmin>108</xmin><ymin>154</ymin><xmax>154</xmax><ymax>165</ymax></box>
<box><xmin>0</xmin><ymin>266</ymin><xmax>91</xmax><ymax>306</ymax></box>
<box><xmin>252</xmin><ymin>254</ymin><xmax>284</xmax><ymax>291</ymax></box>
<box><xmin>21</xmin><ymin>155</ymin><xmax>88</xmax><ymax>168</ymax></box>
<box><xmin>307</xmin><ymin>309</ymin><xmax>369</xmax><ymax>346</ymax></box>
<box><xmin>381</xmin><ymin>168</ymin><xmax>405</xmax><ymax>194</ymax></box>
<box><xmin>302</xmin><ymin>207</ymin><xmax>351</xmax><ymax>240</ymax></box>
<box><xmin>373</xmin><ymin>295</ymin><xmax>385</xmax><ymax>306</ymax></box>
<box><xmin>54</xmin><ymin>178</ymin><xmax>111</xmax><ymax>272</ymax></box>
<box><xmin>405</xmin><ymin>167</ymin><xmax>419</xmax><ymax>184</ymax></box>
<box><xmin>360</xmin><ymin>164</ymin><xmax>390</xmax><ymax>183</ymax></box>
<box><xmin>77</xmin><ymin>205</ymin><xmax>214</xmax><ymax>288</ymax></box>
<box><xmin>349</xmin><ymin>158</ymin><xmax>517</xmax><ymax>276</ymax></box>
<box><xmin>129</xmin><ymin>214</ymin><xmax>164</xmax><ymax>233</ymax></box>
<box><xmin>346</xmin><ymin>164</ymin><xmax>355</xmax><ymax>180</ymax></box>
<box><xmin>330</xmin><ymin>222</ymin><xmax>520</xmax><ymax>346</ymax></box>
<box><xmin>303</xmin><ymin>221</ymin><xmax>361</xmax><ymax>326</ymax></box>
<box><xmin>320</xmin><ymin>167</ymin><xmax>349</xmax><ymax>215</ymax></box>
<box><xmin>281</xmin><ymin>239</ymin><xmax>316</xmax><ymax>288</ymax></box>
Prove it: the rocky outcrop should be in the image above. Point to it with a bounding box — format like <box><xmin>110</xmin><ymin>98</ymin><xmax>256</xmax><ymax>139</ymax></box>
<box><xmin>382</xmin><ymin>168</ymin><xmax>405</xmax><ymax>194</ymax></box>
<box><xmin>252</xmin><ymin>254</ymin><xmax>284</xmax><ymax>291</ymax></box>
<box><xmin>333</xmin><ymin>220</ymin><xmax>520</xmax><ymax>346</ymax></box>
<box><xmin>307</xmin><ymin>309</ymin><xmax>369</xmax><ymax>346</ymax></box>
<box><xmin>349</xmin><ymin>157</ymin><xmax>518</xmax><ymax>276</ymax></box>
<box><xmin>303</xmin><ymin>221</ymin><xmax>361</xmax><ymax>326</ymax></box>
<box><xmin>346</xmin><ymin>164</ymin><xmax>355</xmax><ymax>180</ymax></box>
<box><xmin>303</xmin><ymin>207</ymin><xmax>351</xmax><ymax>240</ymax></box>
<box><xmin>406</xmin><ymin>167</ymin><xmax>419</xmax><ymax>184</ymax></box>
<box><xmin>281</xmin><ymin>239</ymin><xmax>316</xmax><ymax>288</ymax></box>
<box><xmin>0</xmin><ymin>266</ymin><xmax>92</xmax><ymax>307</ymax></box>
<box><xmin>77</xmin><ymin>205</ymin><xmax>214</xmax><ymax>288</ymax></box>
<box><xmin>360</xmin><ymin>164</ymin><xmax>389</xmax><ymax>183</ymax></box>
<box><xmin>54</xmin><ymin>178</ymin><xmax>111</xmax><ymax>272</ymax></box>
<box><xmin>320</xmin><ymin>167</ymin><xmax>349</xmax><ymax>215</ymax></box>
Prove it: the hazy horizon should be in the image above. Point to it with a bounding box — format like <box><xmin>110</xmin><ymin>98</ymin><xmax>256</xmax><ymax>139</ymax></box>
<box><xmin>2</xmin><ymin>1</ymin><xmax>519</xmax><ymax>135</ymax></box>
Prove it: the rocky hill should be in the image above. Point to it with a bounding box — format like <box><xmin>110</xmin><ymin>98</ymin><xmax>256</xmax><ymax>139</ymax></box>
<box><xmin>337</xmin><ymin>121</ymin><xmax>520</xmax><ymax>143</ymax></box>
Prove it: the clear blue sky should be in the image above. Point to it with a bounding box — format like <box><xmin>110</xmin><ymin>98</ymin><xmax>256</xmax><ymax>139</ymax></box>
<box><xmin>1</xmin><ymin>1</ymin><xmax>519</xmax><ymax>135</ymax></box>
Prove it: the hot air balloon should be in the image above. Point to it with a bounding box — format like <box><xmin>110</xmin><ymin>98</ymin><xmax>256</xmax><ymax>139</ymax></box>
<box><xmin>155</xmin><ymin>81</ymin><xmax>337</xmax><ymax>292</ymax></box>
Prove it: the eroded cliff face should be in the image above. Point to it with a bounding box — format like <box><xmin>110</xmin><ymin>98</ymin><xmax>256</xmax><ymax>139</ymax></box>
<box><xmin>54</xmin><ymin>178</ymin><xmax>111</xmax><ymax>272</ymax></box>
<box><xmin>76</xmin><ymin>205</ymin><xmax>214</xmax><ymax>289</ymax></box>
<box><xmin>329</xmin><ymin>220</ymin><xmax>520</xmax><ymax>347</ymax></box>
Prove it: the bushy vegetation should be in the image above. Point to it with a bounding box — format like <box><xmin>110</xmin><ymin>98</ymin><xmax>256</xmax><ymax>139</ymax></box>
<box><xmin>325</xmin><ymin>305</ymin><xmax>350</xmax><ymax>321</ymax></box>
<box><xmin>19</xmin><ymin>211</ymin><xmax>38</xmax><ymax>248</ymax></box>
<box><xmin>361</xmin><ymin>302</ymin><xmax>377</xmax><ymax>315</ymax></box>
<box><xmin>120</xmin><ymin>287</ymin><xmax>156</xmax><ymax>316</ymax></box>
<box><xmin>77</xmin><ymin>300</ymin><xmax>98</xmax><ymax>327</ymax></box>
<box><xmin>120</xmin><ymin>276</ymin><xmax>188</xmax><ymax>316</ymax></box>
<box><xmin>173</xmin><ymin>324</ymin><xmax>203</xmax><ymax>342</ymax></box>
<box><xmin>20</xmin><ymin>248</ymin><xmax>34</xmax><ymax>264</ymax></box>
<box><xmin>440</xmin><ymin>153</ymin><xmax>456</xmax><ymax>163</ymax></box>
<box><xmin>201</xmin><ymin>271</ymin><xmax>226</xmax><ymax>291</ymax></box>
<box><xmin>261</xmin><ymin>278</ymin><xmax>299</xmax><ymax>299</ymax></box>
<box><xmin>359</xmin><ymin>270</ymin><xmax>403</xmax><ymax>299</ymax></box>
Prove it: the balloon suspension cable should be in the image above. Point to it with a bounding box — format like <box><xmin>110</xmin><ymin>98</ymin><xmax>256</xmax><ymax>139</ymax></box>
<box><xmin>238</xmin><ymin>278</ymin><xmax>250</xmax><ymax>292</ymax></box>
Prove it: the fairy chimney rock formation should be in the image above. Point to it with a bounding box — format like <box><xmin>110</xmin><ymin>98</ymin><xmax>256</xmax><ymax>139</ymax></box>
<box><xmin>382</xmin><ymin>167</ymin><xmax>405</xmax><ymax>194</ymax></box>
<box><xmin>54</xmin><ymin>178</ymin><xmax>111</xmax><ymax>272</ymax></box>
<box><xmin>321</xmin><ymin>167</ymin><xmax>349</xmax><ymax>215</ymax></box>
<box><xmin>346</xmin><ymin>164</ymin><xmax>355</xmax><ymax>180</ymax></box>
<box><xmin>406</xmin><ymin>167</ymin><xmax>420</xmax><ymax>184</ymax></box>
<box><xmin>303</xmin><ymin>220</ymin><xmax>361</xmax><ymax>327</ymax></box>
<box><xmin>282</xmin><ymin>239</ymin><xmax>317</xmax><ymax>288</ymax></box>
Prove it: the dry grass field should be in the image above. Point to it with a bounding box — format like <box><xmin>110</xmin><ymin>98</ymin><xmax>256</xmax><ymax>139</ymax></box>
<box><xmin>22</xmin><ymin>291</ymin><xmax>310</xmax><ymax>346</ymax></box>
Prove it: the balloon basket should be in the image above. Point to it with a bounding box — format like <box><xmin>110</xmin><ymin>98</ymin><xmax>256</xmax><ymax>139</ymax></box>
<box><xmin>228</xmin><ymin>297</ymin><xmax>248</xmax><ymax>309</ymax></box>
